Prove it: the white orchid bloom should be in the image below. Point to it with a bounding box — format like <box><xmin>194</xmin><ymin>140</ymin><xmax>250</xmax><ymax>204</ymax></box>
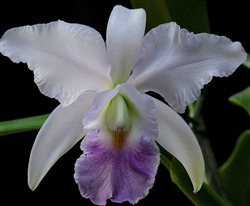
<box><xmin>0</xmin><ymin>5</ymin><xmax>246</xmax><ymax>206</ymax></box>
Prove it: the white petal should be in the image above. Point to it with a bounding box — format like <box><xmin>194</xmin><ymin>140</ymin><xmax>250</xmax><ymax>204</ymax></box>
<box><xmin>28</xmin><ymin>91</ymin><xmax>96</xmax><ymax>190</ymax></box>
<box><xmin>152</xmin><ymin>97</ymin><xmax>204</xmax><ymax>192</ymax></box>
<box><xmin>129</xmin><ymin>22</ymin><xmax>247</xmax><ymax>113</ymax></box>
<box><xmin>107</xmin><ymin>5</ymin><xmax>146</xmax><ymax>84</ymax></box>
<box><xmin>0</xmin><ymin>21</ymin><xmax>112</xmax><ymax>106</ymax></box>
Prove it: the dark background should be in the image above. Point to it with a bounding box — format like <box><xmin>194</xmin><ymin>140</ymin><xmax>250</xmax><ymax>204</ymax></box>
<box><xmin>0</xmin><ymin>1</ymin><xmax>249</xmax><ymax>206</ymax></box>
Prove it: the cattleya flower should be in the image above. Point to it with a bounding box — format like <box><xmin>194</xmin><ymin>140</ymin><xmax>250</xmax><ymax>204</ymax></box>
<box><xmin>0</xmin><ymin>5</ymin><xmax>246</xmax><ymax>206</ymax></box>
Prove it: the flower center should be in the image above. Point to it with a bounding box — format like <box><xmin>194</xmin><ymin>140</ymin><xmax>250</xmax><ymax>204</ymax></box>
<box><xmin>106</xmin><ymin>94</ymin><xmax>132</xmax><ymax>149</ymax></box>
<box><xmin>112</xmin><ymin>129</ymin><xmax>127</xmax><ymax>150</ymax></box>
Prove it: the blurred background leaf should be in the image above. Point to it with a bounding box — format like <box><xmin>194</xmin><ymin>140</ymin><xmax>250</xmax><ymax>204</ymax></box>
<box><xmin>130</xmin><ymin>0</ymin><xmax>210</xmax><ymax>33</ymax></box>
<box><xmin>229</xmin><ymin>86</ymin><xmax>250</xmax><ymax>116</ymax></box>
<box><xmin>243</xmin><ymin>54</ymin><xmax>250</xmax><ymax>69</ymax></box>
<box><xmin>130</xmin><ymin>0</ymin><xmax>171</xmax><ymax>31</ymax></box>
<box><xmin>219</xmin><ymin>130</ymin><xmax>250</xmax><ymax>206</ymax></box>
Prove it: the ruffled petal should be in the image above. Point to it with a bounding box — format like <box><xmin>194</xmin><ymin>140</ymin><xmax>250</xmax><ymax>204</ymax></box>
<box><xmin>28</xmin><ymin>91</ymin><xmax>96</xmax><ymax>190</ymax></box>
<box><xmin>107</xmin><ymin>5</ymin><xmax>146</xmax><ymax>84</ymax></box>
<box><xmin>76</xmin><ymin>83</ymin><xmax>159</xmax><ymax>204</ymax></box>
<box><xmin>128</xmin><ymin>22</ymin><xmax>247</xmax><ymax>113</ymax></box>
<box><xmin>0</xmin><ymin>21</ymin><xmax>111</xmax><ymax>106</ymax></box>
<box><xmin>152</xmin><ymin>97</ymin><xmax>204</xmax><ymax>192</ymax></box>
<box><xmin>74</xmin><ymin>127</ymin><xmax>159</xmax><ymax>205</ymax></box>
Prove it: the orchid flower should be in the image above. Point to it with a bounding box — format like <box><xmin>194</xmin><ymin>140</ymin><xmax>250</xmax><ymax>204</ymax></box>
<box><xmin>0</xmin><ymin>5</ymin><xmax>246</xmax><ymax>206</ymax></box>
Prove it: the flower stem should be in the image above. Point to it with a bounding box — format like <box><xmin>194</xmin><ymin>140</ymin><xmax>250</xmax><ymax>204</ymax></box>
<box><xmin>0</xmin><ymin>114</ymin><xmax>49</xmax><ymax>136</ymax></box>
<box><xmin>189</xmin><ymin>88</ymin><xmax>232</xmax><ymax>205</ymax></box>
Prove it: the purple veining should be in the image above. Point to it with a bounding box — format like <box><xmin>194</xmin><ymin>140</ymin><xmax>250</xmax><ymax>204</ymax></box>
<box><xmin>74</xmin><ymin>129</ymin><xmax>160</xmax><ymax>205</ymax></box>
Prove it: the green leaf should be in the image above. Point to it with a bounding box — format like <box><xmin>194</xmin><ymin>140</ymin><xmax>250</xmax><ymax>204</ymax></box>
<box><xmin>159</xmin><ymin>144</ymin><xmax>229</xmax><ymax>205</ymax></box>
<box><xmin>219</xmin><ymin>130</ymin><xmax>250</xmax><ymax>206</ymax></box>
<box><xmin>0</xmin><ymin>114</ymin><xmax>49</xmax><ymax>136</ymax></box>
<box><xmin>130</xmin><ymin>0</ymin><xmax>210</xmax><ymax>33</ymax></box>
<box><xmin>170</xmin><ymin>157</ymin><xmax>230</xmax><ymax>206</ymax></box>
<box><xmin>164</xmin><ymin>0</ymin><xmax>210</xmax><ymax>33</ymax></box>
<box><xmin>229</xmin><ymin>86</ymin><xmax>250</xmax><ymax>116</ymax></box>
<box><xmin>243</xmin><ymin>54</ymin><xmax>250</xmax><ymax>69</ymax></box>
